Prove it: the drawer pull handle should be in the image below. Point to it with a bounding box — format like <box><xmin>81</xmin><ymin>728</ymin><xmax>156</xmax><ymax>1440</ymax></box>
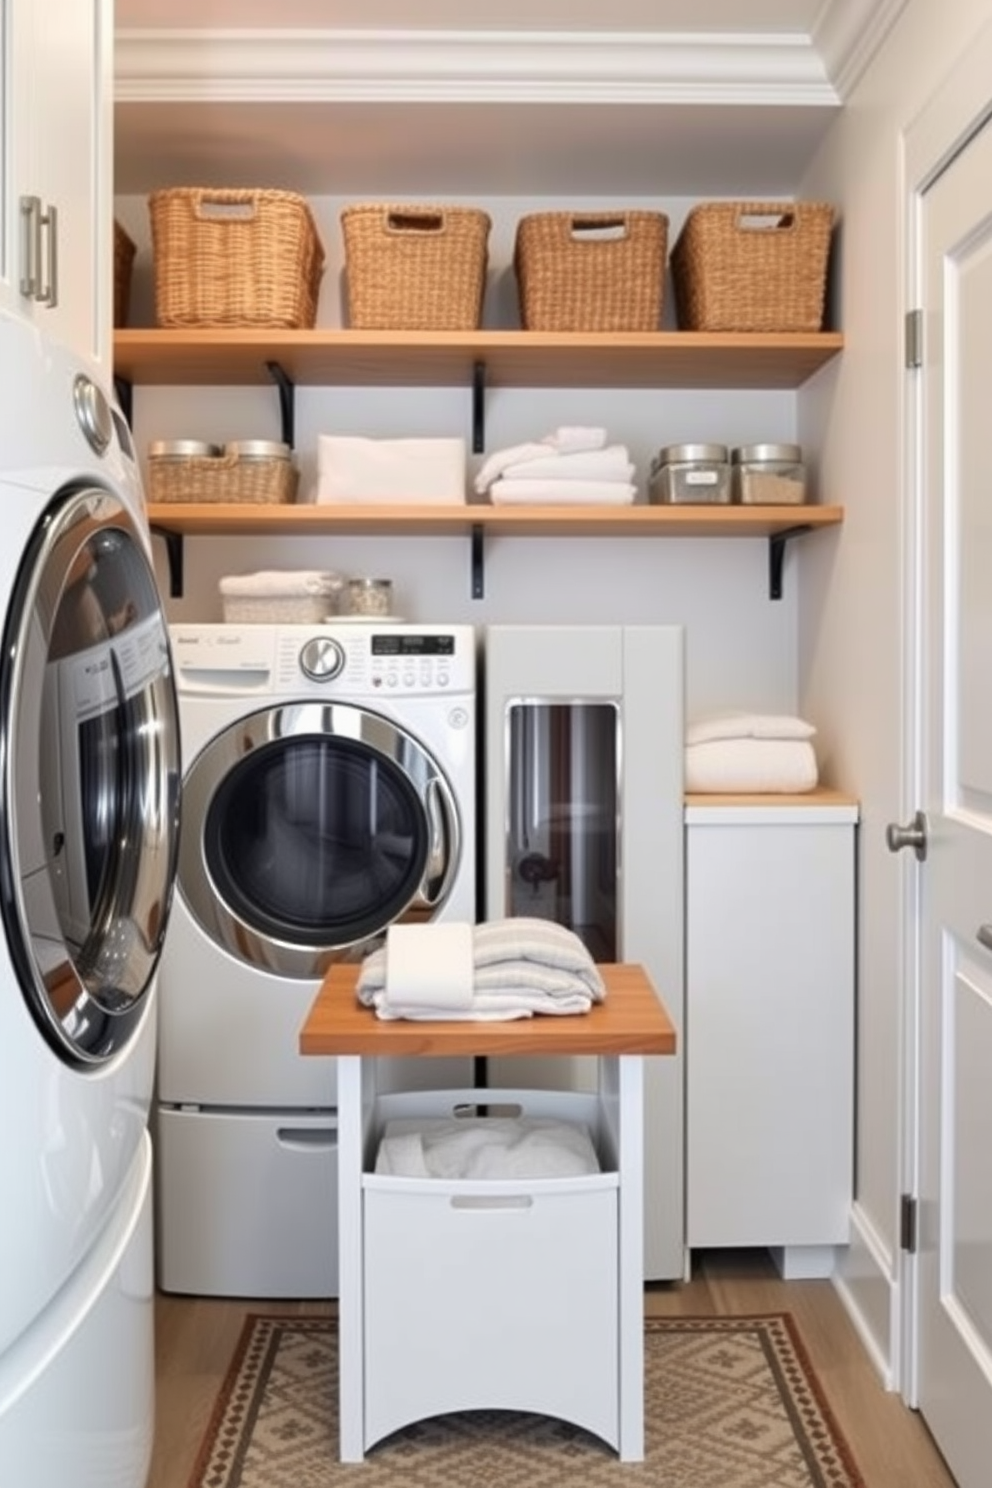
<box><xmin>450</xmin><ymin>1195</ymin><xmax>533</xmax><ymax>1211</ymax></box>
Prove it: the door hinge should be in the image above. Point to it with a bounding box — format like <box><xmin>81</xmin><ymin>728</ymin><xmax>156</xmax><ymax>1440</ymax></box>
<box><xmin>905</xmin><ymin>309</ymin><xmax>923</xmax><ymax>369</ymax></box>
<box><xmin>900</xmin><ymin>1193</ymin><xmax>919</xmax><ymax>1253</ymax></box>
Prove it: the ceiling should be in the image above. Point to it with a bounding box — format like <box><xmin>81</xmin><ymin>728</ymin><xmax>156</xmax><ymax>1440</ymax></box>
<box><xmin>114</xmin><ymin>1</ymin><xmax>904</xmax><ymax>199</ymax></box>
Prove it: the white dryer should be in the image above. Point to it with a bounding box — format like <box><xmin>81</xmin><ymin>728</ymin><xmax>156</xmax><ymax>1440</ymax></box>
<box><xmin>0</xmin><ymin>316</ymin><xmax>181</xmax><ymax>1487</ymax></box>
<box><xmin>157</xmin><ymin>621</ymin><xmax>476</xmax><ymax>1297</ymax></box>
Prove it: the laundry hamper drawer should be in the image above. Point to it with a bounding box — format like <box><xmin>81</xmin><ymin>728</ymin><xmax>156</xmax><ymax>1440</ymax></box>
<box><xmin>361</xmin><ymin>1086</ymin><xmax>620</xmax><ymax>1450</ymax></box>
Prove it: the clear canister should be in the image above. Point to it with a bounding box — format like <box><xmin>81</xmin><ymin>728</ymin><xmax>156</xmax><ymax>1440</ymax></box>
<box><xmin>649</xmin><ymin>443</ymin><xmax>731</xmax><ymax>504</ymax></box>
<box><xmin>732</xmin><ymin>443</ymin><xmax>807</xmax><ymax>505</ymax></box>
<box><xmin>347</xmin><ymin>578</ymin><xmax>393</xmax><ymax>617</ymax></box>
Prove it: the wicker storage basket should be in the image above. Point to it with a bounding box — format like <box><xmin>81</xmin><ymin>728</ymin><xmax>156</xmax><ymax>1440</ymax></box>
<box><xmin>114</xmin><ymin>221</ymin><xmax>136</xmax><ymax>328</ymax></box>
<box><xmin>670</xmin><ymin>200</ymin><xmax>834</xmax><ymax>333</ymax></box>
<box><xmin>149</xmin><ymin>187</ymin><xmax>325</xmax><ymax>329</ymax></box>
<box><xmin>147</xmin><ymin>446</ymin><xmax>299</xmax><ymax>505</ymax></box>
<box><xmin>341</xmin><ymin>204</ymin><xmax>491</xmax><ymax>330</ymax></box>
<box><xmin>514</xmin><ymin>211</ymin><xmax>668</xmax><ymax>332</ymax></box>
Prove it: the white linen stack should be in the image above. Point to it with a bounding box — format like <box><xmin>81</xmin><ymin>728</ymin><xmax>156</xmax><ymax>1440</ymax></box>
<box><xmin>685</xmin><ymin>713</ymin><xmax>819</xmax><ymax>793</ymax></box>
<box><xmin>356</xmin><ymin>917</ymin><xmax>607</xmax><ymax>1021</ymax></box>
<box><xmin>474</xmin><ymin>425</ymin><xmax>636</xmax><ymax>506</ymax></box>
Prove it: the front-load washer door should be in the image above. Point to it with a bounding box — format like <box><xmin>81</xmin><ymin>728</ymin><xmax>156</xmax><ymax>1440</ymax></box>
<box><xmin>179</xmin><ymin>701</ymin><xmax>461</xmax><ymax>977</ymax></box>
<box><xmin>0</xmin><ymin>486</ymin><xmax>181</xmax><ymax>1066</ymax></box>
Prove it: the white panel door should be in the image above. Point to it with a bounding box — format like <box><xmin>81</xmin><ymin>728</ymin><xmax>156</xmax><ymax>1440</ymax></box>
<box><xmin>916</xmin><ymin>109</ymin><xmax>992</xmax><ymax>1488</ymax></box>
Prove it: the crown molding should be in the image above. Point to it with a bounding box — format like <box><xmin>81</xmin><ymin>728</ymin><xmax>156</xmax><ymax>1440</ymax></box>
<box><xmin>115</xmin><ymin>28</ymin><xmax>840</xmax><ymax>106</ymax></box>
<box><xmin>813</xmin><ymin>0</ymin><xmax>909</xmax><ymax>96</ymax></box>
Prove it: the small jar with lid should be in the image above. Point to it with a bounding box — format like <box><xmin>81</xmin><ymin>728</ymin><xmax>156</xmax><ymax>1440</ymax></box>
<box><xmin>732</xmin><ymin>444</ymin><xmax>807</xmax><ymax>505</ymax></box>
<box><xmin>347</xmin><ymin>577</ymin><xmax>393</xmax><ymax>617</ymax></box>
<box><xmin>649</xmin><ymin>443</ymin><xmax>731</xmax><ymax>504</ymax></box>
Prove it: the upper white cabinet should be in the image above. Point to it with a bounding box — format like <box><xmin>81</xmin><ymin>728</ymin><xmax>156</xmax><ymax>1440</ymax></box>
<box><xmin>1</xmin><ymin>0</ymin><xmax>113</xmax><ymax>368</ymax></box>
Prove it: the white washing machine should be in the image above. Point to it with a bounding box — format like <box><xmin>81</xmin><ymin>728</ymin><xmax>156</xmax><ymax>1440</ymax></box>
<box><xmin>0</xmin><ymin>316</ymin><xmax>182</xmax><ymax>1486</ymax></box>
<box><xmin>157</xmin><ymin>621</ymin><xmax>476</xmax><ymax>1297</ymax></box>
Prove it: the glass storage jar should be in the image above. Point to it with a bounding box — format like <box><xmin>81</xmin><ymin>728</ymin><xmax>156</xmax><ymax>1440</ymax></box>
<box><xmin>649</xmin><ymin>443</ymin><xmax>731</xmax><ymax>504</ymax></box>
<box><xmin>347</xmin><ymin>577</ymin><xmax>393</xmax><ymax>617</ymax></box>
<box><xmin>731</xmin><ymin>443</ymin><xmax>807</xmax><ymax>505</ymax></box>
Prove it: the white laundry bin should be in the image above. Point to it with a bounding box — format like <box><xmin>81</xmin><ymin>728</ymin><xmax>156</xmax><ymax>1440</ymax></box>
<box><xmin>360</xmin><ymin>1086</ymin><xmax>620</xmax><ymax>1450</ymax></box>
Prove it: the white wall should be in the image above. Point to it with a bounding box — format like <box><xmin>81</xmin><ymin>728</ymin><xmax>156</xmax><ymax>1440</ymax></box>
<box><xmin>797</xmin><ymin>0</ymin><xmax>992</xmax><ymax>1386</ymax></box>
<box><xmin>118</xmin><ymin>192</ymin><xmax>813</xmax><ymax>724</ymax></box>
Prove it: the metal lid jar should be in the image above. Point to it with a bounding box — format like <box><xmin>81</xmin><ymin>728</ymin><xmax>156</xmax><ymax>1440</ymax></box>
<box><xmin>346</xmin><ymin>577</ymin><xmax>393</xmax><ymax>617</ymax></box>
<box><xmin>649</xmin><ymin>442</ymin><xmax>731</xmax><ymax>505</ymax></box>
<box><xmin>731</xmin><ymin>443</ymin><xmax>806</xmax><ymax>505</ymax></box>
<box><xmin>147</xmin><ymin>439</ymin><xmax>222</xmax><ymax>459</ymax></box>
<box><xmin>225</xmin><ymin>440</ymin><xmax>293</xmax><ymax>461</ymax></box>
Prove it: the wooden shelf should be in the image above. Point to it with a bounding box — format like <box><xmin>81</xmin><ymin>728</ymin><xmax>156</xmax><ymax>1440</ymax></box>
<box><xmin>145</xmin><ymin>501</ymin><xmax>844</xmax><ymax>539</ymax></box>
<box><xmin>115</xmin><ymin>328</ymin><xmax>843</xmax><ymax>391</ymax></box>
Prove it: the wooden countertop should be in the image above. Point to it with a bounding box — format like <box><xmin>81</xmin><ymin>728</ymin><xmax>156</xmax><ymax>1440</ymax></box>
<box><xmin>300</xmin><ymin>962</ymin><xmax>677</xmax><ymax>1059</ymax></box>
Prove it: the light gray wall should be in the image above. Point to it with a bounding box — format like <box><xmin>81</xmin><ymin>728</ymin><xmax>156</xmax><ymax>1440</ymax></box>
<box><xmin>119</xmin><ymin>191</ymin><xmax>814</xmax><ymax>727</ymax></box>
<box><xmin>797</xmin><ymin>0</ymin><xmax>992</xmax><ymax>1384</ymax></box>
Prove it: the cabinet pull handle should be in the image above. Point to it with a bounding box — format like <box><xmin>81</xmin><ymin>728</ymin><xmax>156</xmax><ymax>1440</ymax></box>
<box><xmin>977</xmin><ymin>925</ymin><xmax>992</xmax><ymax>955</ymax></box>
<box><xmin>19</xmin><ymin>195</ymin><xmax>41</xmax><ymax>298</ymax></box>
<box><xmin>41</xmin><ymin>202</ymin><xmax>58</xmax><ymax>309</ymax></box>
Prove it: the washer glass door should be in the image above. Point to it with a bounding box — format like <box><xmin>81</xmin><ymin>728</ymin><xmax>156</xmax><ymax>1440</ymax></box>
<box><xmin>0</xmin><ymin>487</ymin><xmax>181</xmax><ymax>1066</ymax></box>
<box><xmin>179</xmin><ymin>702</ymin><xmax>460</xmax><ymax>977</ymax></box>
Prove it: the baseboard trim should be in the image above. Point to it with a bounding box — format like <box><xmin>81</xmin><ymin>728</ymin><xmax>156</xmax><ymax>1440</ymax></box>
<box><xmin>832</xmin><ymin>1202</ymin><xmax>896</xmax><ymax>1389</ymax></box>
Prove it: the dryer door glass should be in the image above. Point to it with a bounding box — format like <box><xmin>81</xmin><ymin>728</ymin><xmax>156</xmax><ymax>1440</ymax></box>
<box><xmin>179</xmin><ymin>702</ymin><xmax>460</xmax><ymax>977</ymax></box>
<box><xmin>0</xmin><ymin>488</ymin><xmax>181</xmax><ymax>1066</ymax></box>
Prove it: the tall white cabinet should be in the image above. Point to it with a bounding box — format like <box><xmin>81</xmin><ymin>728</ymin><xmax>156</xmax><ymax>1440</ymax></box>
<box><xmin>1</xmin><ymin>0</ymin><xmax>113</xmax><ymax>368</ymax></box>
<box><xmin>684</xmin><ymin>794</ymin><xmax>858</xmax><ymax>1278</ymax></box>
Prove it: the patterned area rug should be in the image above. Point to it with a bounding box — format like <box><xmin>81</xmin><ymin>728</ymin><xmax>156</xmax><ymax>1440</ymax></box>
<box><xmin>189</xmin><ymin>1313</ymin><xmax>865</xmax><ymax>1488</ymax></box>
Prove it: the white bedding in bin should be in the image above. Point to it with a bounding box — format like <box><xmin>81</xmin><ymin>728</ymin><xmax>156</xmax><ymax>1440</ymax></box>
<box><xmin>374</xmin><ymin>1115</ymin><xmax>601</xmax><ymax>1180</ymax></box>
<box><xmin>316</xmin><ymin>434</ymin><xmax>467</xmax><ymax>504</ymax></box>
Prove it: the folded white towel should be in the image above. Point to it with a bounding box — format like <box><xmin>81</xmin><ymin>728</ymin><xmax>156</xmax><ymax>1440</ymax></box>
<box><xmin>383</xmin><ymin>922</ymin><xmax>473</xmax><ymax>1010</ymax></box>
<box><xmin>375</xmin><ymin>1117</ymin><xmax>600</xmax><ymax>1179</ymax></box>
<box><xmin>686</xmin><ymin>712</ymin><xmax>816</xmax><ymax>746</ymax></box>
<box><xmin>488</xmin><ymin>478</ymin><xmax>636</xmax><ymax>506</ymax></box>
<box><xmin>499</xmin><ymin>446</ymin><xmax>634</xmax><ymax>483</ymax></box>
<box><xmin>356</xmin><ymin>917</ymin><xmax>607</xmax><ymax>1020</ymax></box>
<box><xmin>218</xmin><ymin>570</ymin><xmax>343</xmax><ymax>598</ymax></box>
<box><xmin>542</xmin><ymin>426</ymin><xmax>607</xmax><ymax>454</ymax></box>
<box><xmin>685</xmin><ymin>737</ymin><xmax>819</xmax><ymax>793</ymax></box>
<box><xmin>316</xmin><ymin>434</ymin><xmax>466</xmax><ymax>505</ymax></box>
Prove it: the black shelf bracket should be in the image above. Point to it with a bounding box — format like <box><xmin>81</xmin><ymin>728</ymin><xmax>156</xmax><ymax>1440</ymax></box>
<box><xmin>151</xmin><ymin>527</ymin><xmax>184</xmax><ymax>599</ymax></box>
<box><xmin>471</xmin><ymin>523</ymin><xmax>485</xmax><ymax>599</ymax></box>
<box><xmin>768</xmin><ymin>524</ymin><xmax>814</xmax><ymax>600</ymax></box>
<box><xmin>472</xmin><ymin>360</ymin><xmax>486</xmax><ymax>453</ymax></box>
<box><xmin>113</xmin><ymin>375</ymin><xmax>133</xmax><ymax>428</ymax></box>
<box><xmin>266</xmin><ymin>360</ymin><xmax>295</xmax><ymax>448</ymax></box>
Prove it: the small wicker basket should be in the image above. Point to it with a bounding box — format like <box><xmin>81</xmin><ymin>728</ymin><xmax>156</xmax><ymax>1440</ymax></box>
<box><xmin>147</xmin><ymin>445</ymin><xmax>299</xmax><ymax>505</ymax></box>
<box><xmin>149</xmin><ymin>187</ymin><xmax>325</xmax><ymax>329</ymax></box>
<box><xmin>670</xmin><ymin>200</ymin><xmax>834</xmax><ymax>333</ymax></box>
<box><xmin>114</xmin><ymin>221</ymin><xmax>136</xmax><ymax>328</ymax></box>
<box><xmin>341</xmin><ymin>204</ymin><xmax>491</xmax><ymax>330</ymax></box>
<box><xmin>514</xmin><ymin>211</ymin><xmax>668</xmax><ymax>332</ymax></box>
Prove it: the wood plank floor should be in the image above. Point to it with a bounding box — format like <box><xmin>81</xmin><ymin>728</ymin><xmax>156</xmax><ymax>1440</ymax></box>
<box><xmin>149</xmin><ymin>1248</ymin><xmax>957</xmax><ymax>1488</ymax></box>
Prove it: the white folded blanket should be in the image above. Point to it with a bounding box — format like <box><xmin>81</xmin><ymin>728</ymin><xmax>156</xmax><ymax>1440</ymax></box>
<box><xmin>375</xmin><ymin>1117</ymin><xmax>601</xmax><ymax>1179</ymax></box>
<box><xmin>500</xmin><ymin>447</ymin><xmax>634</xmax><ymax>483</ymax></box>
<box><xmin>357</xmin><ymin>917</ymin><xmax>606</xmax><ymax>1021</ymax></box>
<box><xmin>685</xmin><ymin>737</ymin><xmax>819</xmax><ymax>793</ymax></box>
<box><xmin>316</xmin><ymin>434</ymin><xmax>466</xmax><ymax>505</ymax></box>
<box><xmin>474</xmin><ymin>426</ymin><xmax>608</xmax><ymax>493</ymax></box>
<box><xmin>686</xmin><ymin>712</ymin><xmax>816</xmax><ymax>745</ymax></box>
<box><xmin>488</xmin><ymin>478</ymin><xmax>636</xmax><ymax>506</ymax></box>
<box><xmin>218</xmin><ymin>570</ymin><xmax>343</xmax><ymax>598</ymax></box>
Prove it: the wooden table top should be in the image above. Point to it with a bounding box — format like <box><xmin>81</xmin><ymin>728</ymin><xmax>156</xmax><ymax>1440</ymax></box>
<box><xmin>300</xmin><ymin>962</ymin><xmax>677</xmax><ymax>1059</ymax></box>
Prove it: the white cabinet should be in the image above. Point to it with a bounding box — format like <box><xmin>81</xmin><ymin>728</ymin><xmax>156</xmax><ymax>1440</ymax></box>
<box><xmin>1</xmin><ymin>0</ymin><xmax>112</xmax><ymax>367</ymax></box>
<box><xmin>685</xmin><ymin>796</ymin><xmax>858</xmax><ymax>1278</ymax></box>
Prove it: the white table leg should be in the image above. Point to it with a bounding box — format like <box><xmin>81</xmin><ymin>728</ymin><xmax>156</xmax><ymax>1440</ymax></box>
<box><xmin>617</xmin><ymin>1053</ymin><xmax>645</xmax><ymax>1461</ymax></box>
<box><xmin>336</xmin><ymin>1054</ymin><xmax>365</xmax><ymax>1462</ymax></box>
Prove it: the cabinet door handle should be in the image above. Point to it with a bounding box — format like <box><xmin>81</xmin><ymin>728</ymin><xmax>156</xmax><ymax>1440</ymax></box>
<box><xmin>885</xmin><ymin>809</ymin><xmax>928</xmax><ymax>861</ymax></box>
<box><xmin>19</xmin><ymin>194</ymin><xmax>41</xmax><ymax>298</ymax></box>
<box><xmin>40</xmin><ymin>201</ymin><xmax>58</xmax><ymax>309</ymax></box>
<box><xmin>977</xmin><ymin>925</ymin><xmax>992</xmax><ymax>955</ymax></box>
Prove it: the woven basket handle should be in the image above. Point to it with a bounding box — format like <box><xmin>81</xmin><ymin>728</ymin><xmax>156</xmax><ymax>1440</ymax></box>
<box><xmin>567</xmin><ymin>216</ymin><xmax>631</xmax><ymax>242</ymax></box>
<box><xmin>734</xmin><ymin>205</ymin><xmax>798</xmax><ymax>234</ymax></box>
<box><xmin>385</xmin><ymin>209</ymin><xmax>447</xmax><ymax>236</ymax></box>
<box><xmin>191</xmin><ymin>189</ymin><xmax>261</xmax><ymax>223</ymax></box>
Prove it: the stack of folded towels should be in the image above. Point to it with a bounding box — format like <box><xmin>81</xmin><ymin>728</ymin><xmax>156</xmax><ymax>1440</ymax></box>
<box><xmin>356</xmin><ymin>918</ymin><xmax>606</xmax><ymax>1022</ymax></box>
<box><xmin>473</xmin><ymin>425</ymin><xmax>636</xmax><ymax>506</ymax></box>
<box><xmin>685</xmin><ymin>712</ymin><xmax>819</xmax><ymax>793</ymax></box>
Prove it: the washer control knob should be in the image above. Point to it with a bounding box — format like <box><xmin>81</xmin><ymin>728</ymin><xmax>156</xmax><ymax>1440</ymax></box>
<box><xmin>73</xmin><ymin>374</ymin><xmax>112</xmax><ymax>456</ymax></box>
<box><xmin>300</xmin><ymin>636</ymin><xmax>345</xmax><ymax>681</ymax></box>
